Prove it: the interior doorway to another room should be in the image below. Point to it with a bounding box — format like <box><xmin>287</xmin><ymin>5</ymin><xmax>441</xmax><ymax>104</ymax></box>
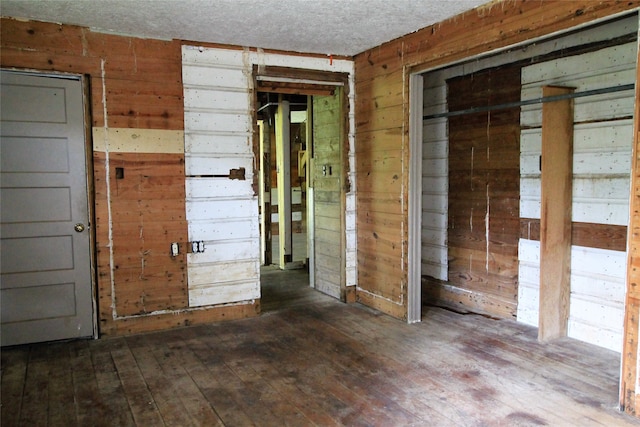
<box><xmin>258</xmin><ymin>93</ymin><xmax>309</xmax><ymax>271</ymax></box>
<box><xmin>257</xmin><ymin>82</ymin><xmax>348</xmax><ymax>304</ymax></box>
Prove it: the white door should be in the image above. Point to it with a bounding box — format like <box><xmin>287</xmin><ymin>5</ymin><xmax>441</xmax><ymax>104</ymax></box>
<box><xmin>1</xmin><ymin>71</ymin><xmax>94</xmax><ymax>346</ymax></box>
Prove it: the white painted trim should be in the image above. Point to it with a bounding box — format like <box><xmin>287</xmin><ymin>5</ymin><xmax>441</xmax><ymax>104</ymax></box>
<box><xmin>408</xmin><ymin>72</ymin><xmax>424</xmax><ymax>324</ymax></box>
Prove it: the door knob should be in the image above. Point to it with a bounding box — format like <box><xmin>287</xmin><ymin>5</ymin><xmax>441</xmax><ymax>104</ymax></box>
<box><xmin>74</xmin><ymin>223</ymin><xmax>86</xmax><ymax>232</ymax></box>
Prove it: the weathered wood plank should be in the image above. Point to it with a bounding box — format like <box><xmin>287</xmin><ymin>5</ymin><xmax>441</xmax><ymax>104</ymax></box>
<box><xmin>99</xmin><ymin>300</ymin><xmax>259</xmax><ymax>337</ymax></box>
<box><xmin>110</xmin><ymin>345</ymin><xmax>165</xmax><ymax>426</ymax></box>
<box><xmin>0</xmin><ymin>346</ymin><xmax>29</xmax><ymax>425</ymax></box>
<box><xmin>69</xmin><ymin>341</ymin><xmax>111</xmax><ymax>425</ymax></box>
<box><xmin>1</xmin><ymin>18</ymin><xmax>184</xmax><ymax>130</ymax></box>
<box><xmin>539</xmin><ymin>86</ymin><xmax>574</xmax><ymax>341</ymax></box>
<box><xmin>19</xmin><ymin>348</ymin><xmax>49</xmax><ymax>427</ymax></box>
<box><xmin>46</xmin><ymin>344</ymin><xmax>75</xmax><ymax>427</ymax></box>
<box><xmin>520</xmin><ymin>218</ymin><xmax>628</xmax><ymax>252</ymax></box>
<box><xmin>90</xmin><ymin>339</ymin><xmax>136</xmax><ymax>427</ymax></box>
<box><xmin>439</xmin><ymin>63</ymin><xmax>521</xmax><ymax>319</ymax></box>
<box><xmin>3</xmin><ymin>288</ymin><xmax>640</xmax><ymax>426</ymax></box>
<box><xmin>127</xmin><ymin>342</ymin><xmax>196</xmax><ymax>425</ymax></box>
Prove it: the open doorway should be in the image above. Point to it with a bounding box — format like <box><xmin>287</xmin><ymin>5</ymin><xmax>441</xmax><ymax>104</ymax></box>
<box><xmin>258</xmin><ymin>93</ymin><xmax>309</xmax><ymax>270</ymax></box>
<box><xmin>255</xmin><ymin>74</ymin><xmax>349</xmax><ymax>310</ymax></box>
<box><xmin>409</xmin><ymin>12</ymin><xmax>637</xmax><ymax>410</ymax></box>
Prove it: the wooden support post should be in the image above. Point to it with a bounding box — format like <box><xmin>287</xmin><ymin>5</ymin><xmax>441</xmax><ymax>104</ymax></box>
<box><xmin>276</xmin><ymin>96</ymin><xmax>292</xmax><ymax>269</ymax></box>
<box><xmin>538</xmin><ymin>86</ymin><xmax>575</xmax><ymax>342</ymax></box>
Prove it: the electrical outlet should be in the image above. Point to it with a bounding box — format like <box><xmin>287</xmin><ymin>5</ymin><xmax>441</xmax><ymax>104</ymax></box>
<box><xmin>170</xmin><ymin>242</ymin><xmax>179</xmax><ymax>256</ymax></box>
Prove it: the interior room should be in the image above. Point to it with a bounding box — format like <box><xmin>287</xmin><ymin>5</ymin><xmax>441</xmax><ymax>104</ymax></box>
<box><xmin>2</xmin><ymin>0</ymin><xmax>640</xmax><ymax>425</ymax></box>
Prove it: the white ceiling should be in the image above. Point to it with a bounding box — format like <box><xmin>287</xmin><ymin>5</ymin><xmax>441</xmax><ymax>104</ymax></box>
<box><xmin>1</xmin><ymin>0</ymin><xmax>490</xmax><ymax>56</ymax></box>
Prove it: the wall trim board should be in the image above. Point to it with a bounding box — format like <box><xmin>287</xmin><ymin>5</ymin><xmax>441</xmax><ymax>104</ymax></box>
<box><xmin>407</xmin><ymin>73</ymin><xmax>424</xmax><ymax>324</ymax></box>
<box><xmin>99</xmin><ymin>300</ymin><xmax>260</xmax><ymax>337</ymax></box>
<box><xmin>356</xmin><ymin>287</ymin><xmax>406</xmax><ymax>320</ymax></box>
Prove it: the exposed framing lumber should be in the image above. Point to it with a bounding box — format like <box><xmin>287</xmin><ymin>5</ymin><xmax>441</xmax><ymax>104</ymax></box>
<box><xmin>538</xmin><ymin>85</ymin><xmax>575</xmax><ymax>342</ymax></box>
<box><xmin>275</xmin><ymin>96</ymin><xmax>292</xmax><ymax>268</ymax></box>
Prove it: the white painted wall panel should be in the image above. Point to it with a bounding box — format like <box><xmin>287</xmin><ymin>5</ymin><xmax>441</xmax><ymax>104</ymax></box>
<box><xmin>422</xmin><ymin>227</ymin><xmax>447</xmax><ymax>246</ymax></box>
<box><xmin>183</xmin><ymin>45</ymin><xmax>356</xmax><ymax>307</ymax></box>
<box><xmin>182</xmin><ymin>64</ymin><xmax>248</xmax><ymax>89</ymax></box>
<box><xmin>186</xmin><ymin>178</ymin><xmax>254</xmax><ymax>199</ymax></box>
<box><xmin>185</xmin><ymin>133</ymin><xmax>250</xmax><ymax>154</ymax></box>
<box><xmin>186</xmin><ymin>198</ymin><xmax>257</xmax><ymax>221</ymax></box>
<box><xmin>182</xmin><ymin>47</ymin><xmax>246</xmax><ymax>65</ymax></box>
<box><xmin>423</xmin><ymin>84</ymin><xmax>447</xmax><ymax>116</ymax></box>
<box><xmin>183</xmin><ymin>46</ymin><xmax>257</xmax><ymax>307</ymax></box>
<box><xmin>422</xmin><ymin>81</ymin><xmax>448</xmax><ymax>281</ymax></box>
<box><xmin>188</xmin><ymin>260</ymin><xmax>259</xmax><ymax>286</ymax></box>
<box><xmin>185</xmin><ymin>154</ymin><xmax>254</xmax><ymax>177</ymax></box>
<box><xmin>188</xmin><ymin>219</ymin><xmax>258</xmax><ymax>241</ymax></box>
<box><xmin>188</xmin><ymin>281</ymin><xmax>260</xmax><ymax>307</ymax></box>
<box><xmin>422</xmin><ymin>211</ymin><xmax>447</xmax><ymax>230</ymax></box>
<box><xmin>184</xmin><ymin>111</ymin><xmax>251</xmax><ymax>134</ymax></box>
<box><xmin>570</xmin><ymin>247</ymin><xmax>624</xmax><ymax>351</ymax></box>
<box><xmin>517</xmin><ymin>41</ymin><xmax>634</xmax><ymax>352</ymax></box>
<box><xmin>189</xmin><ymin>240</ymin><xmax>259</xmax><ymax>264</ymax></box>
<box><xmin>517</xmin><ymin>239</ymin><xmax>626</xmax><ymax>351</ymax></box>
<box><xmin>183</xmin><ymin>88</ymin><xmax>249</xmax><ymax>111</ymax></box>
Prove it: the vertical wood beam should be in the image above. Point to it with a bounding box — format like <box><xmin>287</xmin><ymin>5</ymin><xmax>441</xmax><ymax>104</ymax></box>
<box><xmin>276</xmin><ymin>96</ymin><xmax>292</xmax><ymax>269</ymax></box>
<box><xmin>539</xmin><ymin>85</ymin><xmax>575</xmax><ymax>342</ymax></box>
<box><xmin>621</xmin><ymin>32</ymin><xmax>640</xmax><ymax>414</ymax></box>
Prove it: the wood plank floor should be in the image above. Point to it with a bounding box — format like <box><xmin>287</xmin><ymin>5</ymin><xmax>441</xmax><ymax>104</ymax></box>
<box><xmin>2</xmin><ymin>268</ymin><xmax>640</xmax><ymax>426</ymax></box>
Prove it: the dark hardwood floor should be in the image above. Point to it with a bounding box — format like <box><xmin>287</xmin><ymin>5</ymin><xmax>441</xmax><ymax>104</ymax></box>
<box><xmin>2</xmin><ymin>268</ymin><xmax>639</xmax><ymax>426</ymax></box>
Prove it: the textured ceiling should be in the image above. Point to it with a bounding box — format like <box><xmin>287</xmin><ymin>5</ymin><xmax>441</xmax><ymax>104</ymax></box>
<box><xmin>1</xmin><ymin>0</ymin><xmax>490</xmax><ymax>56</ymax></box>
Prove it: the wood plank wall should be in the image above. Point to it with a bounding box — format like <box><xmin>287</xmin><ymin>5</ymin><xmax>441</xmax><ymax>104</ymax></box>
<box><xmin>0</xmin><ymin>18</ymin><xmax>258</xmax><ymax>337</ymax></box>
<box><xmin>354</xmin><ymin>0</ymin><xmax>637</xmax><ymax>319</ymax></box>
<box><xmin>424</xmin><ymin>65</ymin><xmax>521</xmax><ymax>319</ymax></box>
<box><xmin>353</xmin><ymin>0</ymin><xmax>640</xmax><ymax>415</ymax></box>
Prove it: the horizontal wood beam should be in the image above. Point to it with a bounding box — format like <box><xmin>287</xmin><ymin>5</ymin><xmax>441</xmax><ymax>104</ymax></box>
<box><xmin>519</xmin><ymin>219</ymin><xmax>627</xmax><ymax>252</ymax></box>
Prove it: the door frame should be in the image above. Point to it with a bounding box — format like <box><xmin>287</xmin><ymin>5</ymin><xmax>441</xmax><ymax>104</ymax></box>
<box><xmin>1</xmin><ymin>68</ymin><xmax>99</xmax><ymax>340</ymax></box>
<box><xmin>406</xmin><ymin>12</ymin><xmax>639</xmax><ymax>325</ymax></box>
<box><xmin>408</xmin><ymin>73</ymin><xmax>424</xmax><ymax>323</ymax></box>
<box><xmin>252</xmin><ymin>66</ymin><xmax>351</xmax><ymax>300</ymax></box>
